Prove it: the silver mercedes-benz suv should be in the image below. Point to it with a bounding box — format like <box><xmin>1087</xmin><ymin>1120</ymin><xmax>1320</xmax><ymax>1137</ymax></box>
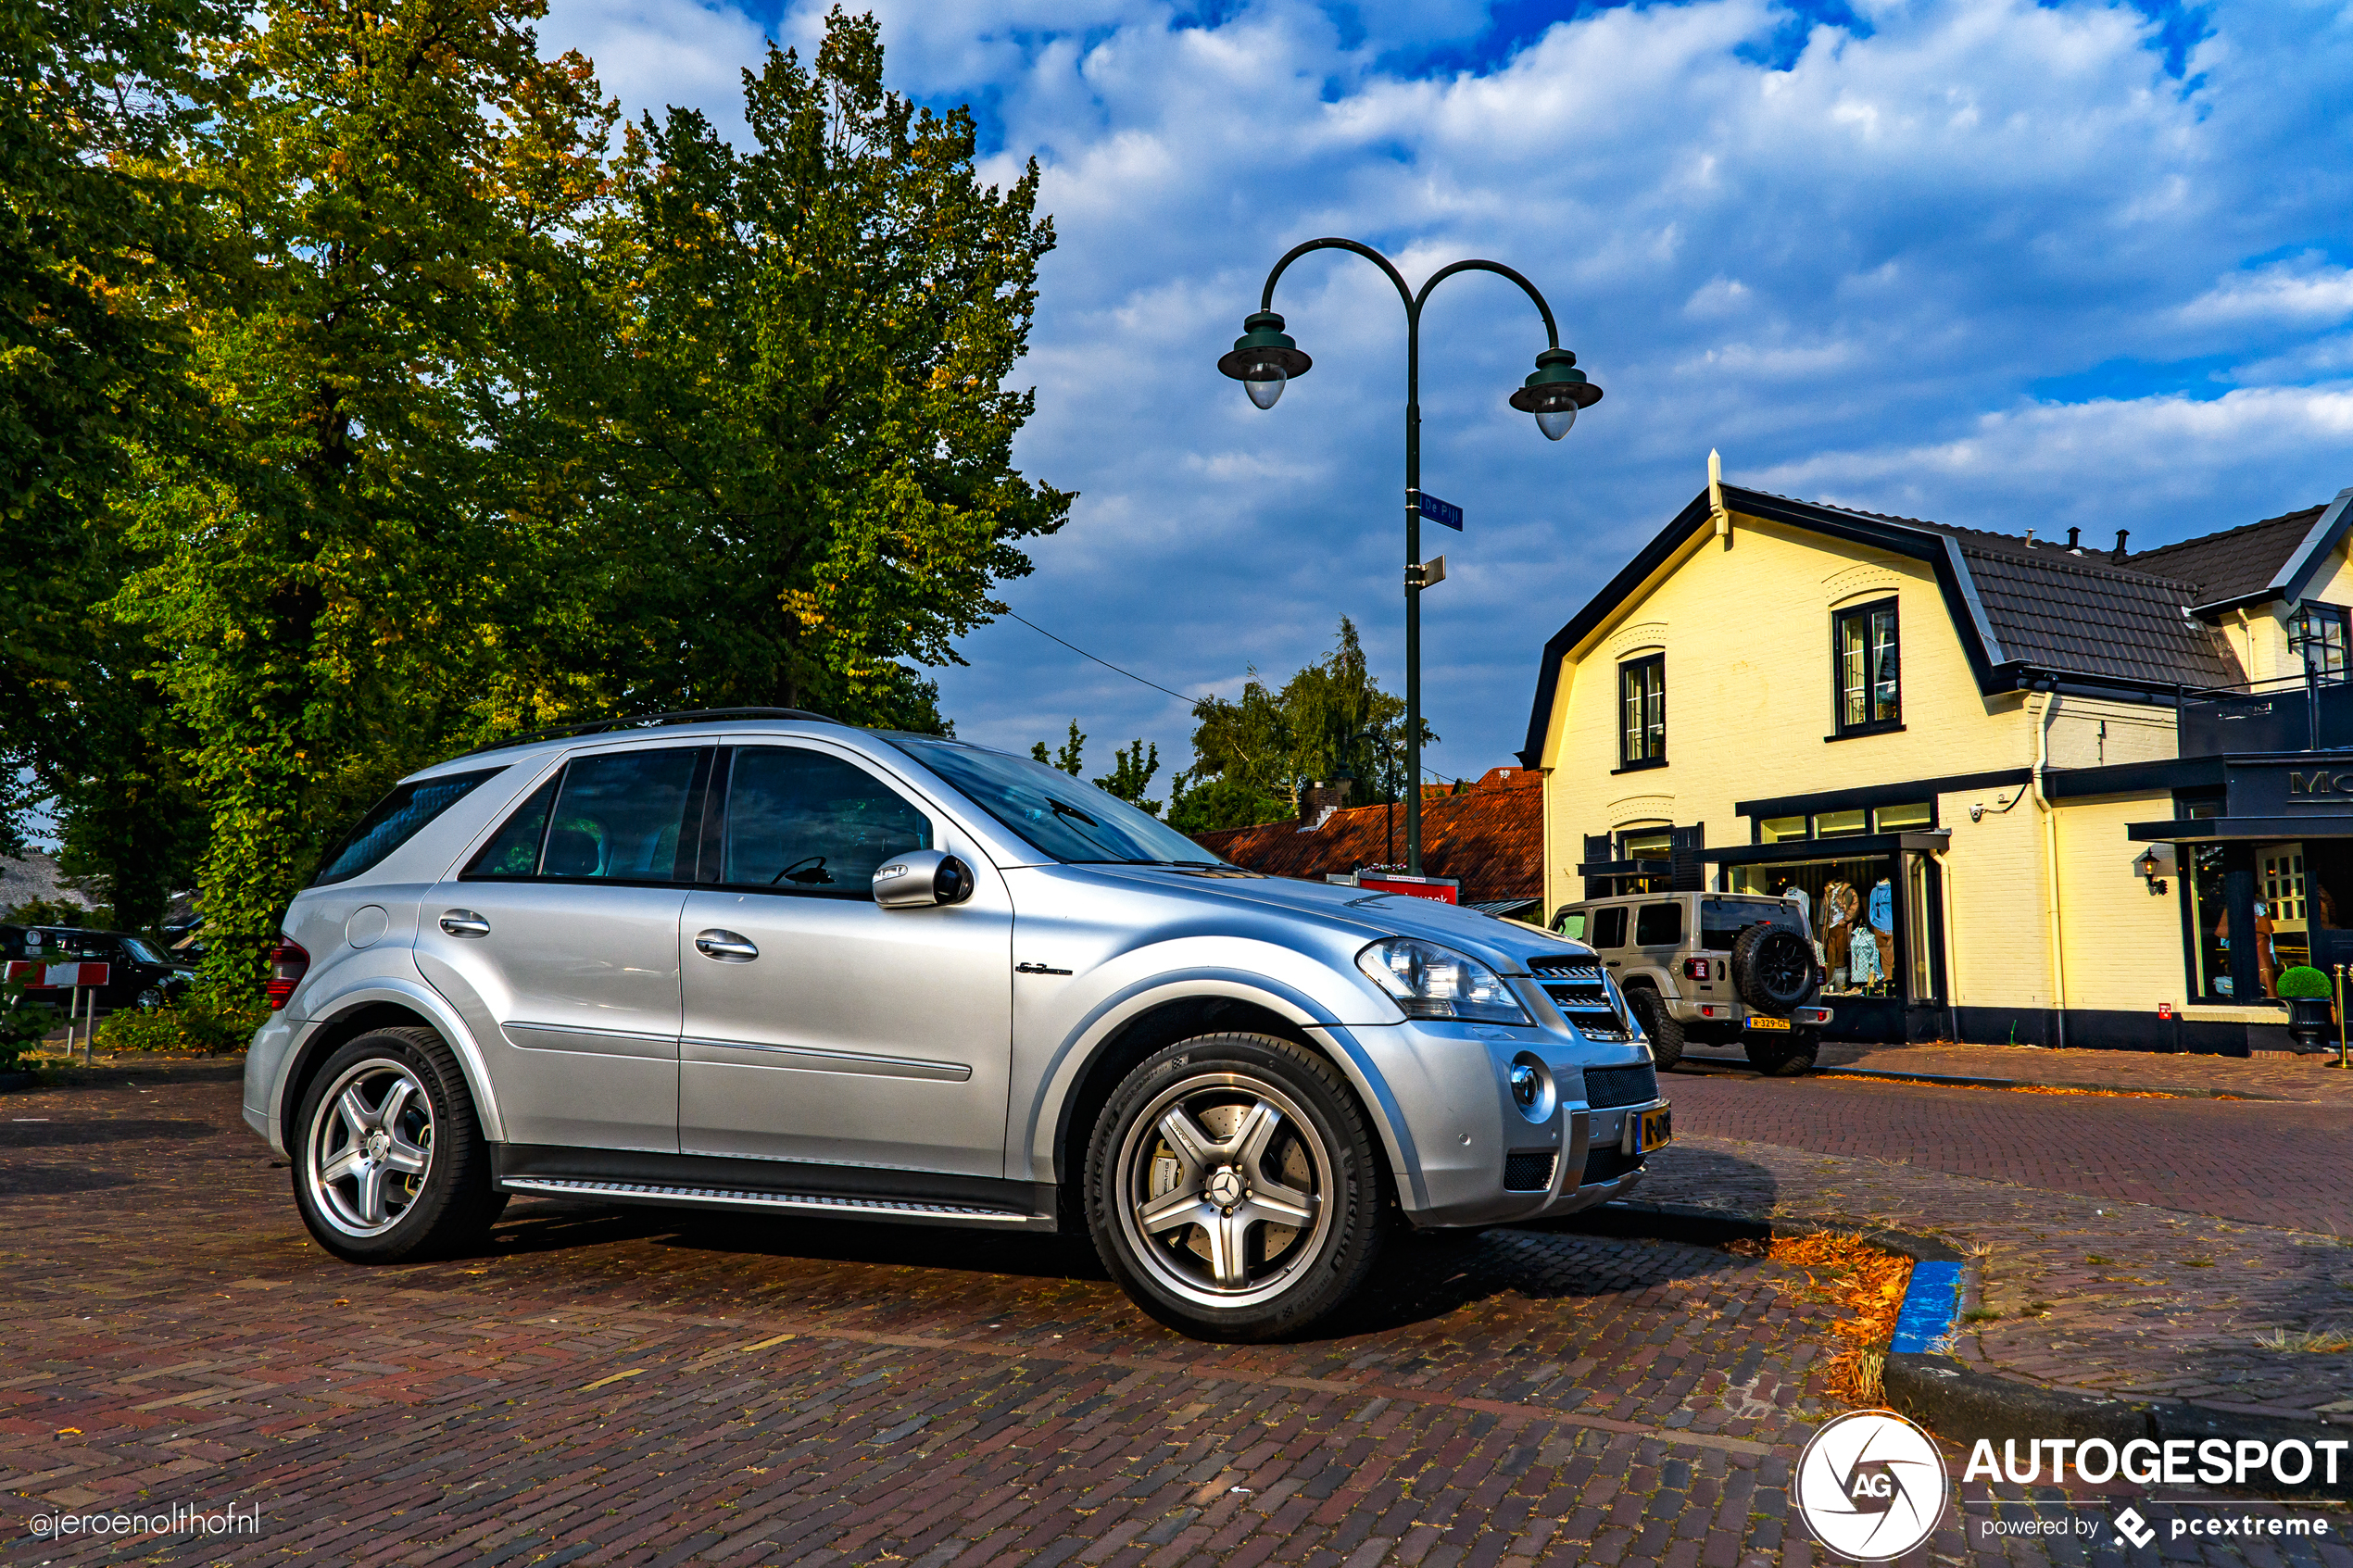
<box><xmin>242</xmin><ymin>710</ymin><xmax>1667</xmax><ymax>1340</ymax></box>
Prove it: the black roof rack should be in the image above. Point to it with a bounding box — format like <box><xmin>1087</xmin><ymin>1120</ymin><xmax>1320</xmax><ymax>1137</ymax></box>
<box><xmin>456</xmin><ymin>708</ymin><xmax>839</xmax><ymax>758</ymax></box>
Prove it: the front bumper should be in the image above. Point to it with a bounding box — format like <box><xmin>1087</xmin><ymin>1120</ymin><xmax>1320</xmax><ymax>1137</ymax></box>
<box><xmin>1315</xmin><ymin>1017</ymin><xmax>1667</xmax><ymax>1229</ymax></box>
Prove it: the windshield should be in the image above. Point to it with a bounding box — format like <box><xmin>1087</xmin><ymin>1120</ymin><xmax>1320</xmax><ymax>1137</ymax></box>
<box><xmin>890</xmin><ymin>738</ymin><xmax>1227</xmax><ymax>867</ymax></box>
<box><xmin>121</xmin><ymin>937</ymin><xmax>165</xmax><ymax>964</ymax></box>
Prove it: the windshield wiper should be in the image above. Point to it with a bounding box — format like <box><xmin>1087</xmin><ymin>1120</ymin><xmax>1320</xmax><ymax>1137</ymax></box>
<box><xmin>1048</xmin><ymin>798</ymin><xmax>1100</xmax><ymax>828</ymax></box>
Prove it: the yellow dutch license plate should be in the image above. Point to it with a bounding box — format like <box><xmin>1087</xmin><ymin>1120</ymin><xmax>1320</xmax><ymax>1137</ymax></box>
<box><xmin>1634</xmin><ymin>1106</ymin><xmax>1672</xmax><ymax>1153</ymax></box>
<box><xmin>1746</xmin><ymin>1015</ymin><xmax>1791</xmax><ymax>1031</ymax></box>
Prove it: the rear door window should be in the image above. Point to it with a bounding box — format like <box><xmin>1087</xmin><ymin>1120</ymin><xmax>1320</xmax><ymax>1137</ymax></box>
<box><xmin>1590</xmin><ymin>906</ymin><xmax>1628</xmax><ymax>947</ymax></box>
<box><xmin>541</xmin><ymin>748</ymin><xmax>710</xmax><ymax>883</ymax></box>
<box><xmin>1635</xmin><ymin>902</ymin><xmax>1684</xmax><ymax>946</ymax></box>
<box><xmin>314</xmin><ymin>768</ymin><xmax>506</xmax><ymax>885</ymax></box>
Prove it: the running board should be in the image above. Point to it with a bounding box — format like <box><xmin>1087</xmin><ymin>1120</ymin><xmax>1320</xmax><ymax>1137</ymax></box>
<box><xmin>500</xmin><ymin>1174</ymin><xmax>1040</xmax><ymax>1226</ymax></box>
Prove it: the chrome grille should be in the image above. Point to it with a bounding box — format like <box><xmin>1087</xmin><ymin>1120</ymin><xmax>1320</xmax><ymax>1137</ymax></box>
<box><xmin>1531</xmin><ymin>956</ymin><xmax>1633</xmax><ymax>1041</ymax></box>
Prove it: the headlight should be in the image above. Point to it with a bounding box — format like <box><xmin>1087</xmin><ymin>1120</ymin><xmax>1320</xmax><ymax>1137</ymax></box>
<box><xmin>1355</xmin><ymin>937</ymin><xmax>1531</xmax><ymax>1024</ymax></box>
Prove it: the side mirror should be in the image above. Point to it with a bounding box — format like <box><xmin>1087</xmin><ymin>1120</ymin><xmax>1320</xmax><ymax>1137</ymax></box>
<box><xmin>874</xmin><ymin>849</ymin><xmax>975</xmax><ymax>909</ymax></box>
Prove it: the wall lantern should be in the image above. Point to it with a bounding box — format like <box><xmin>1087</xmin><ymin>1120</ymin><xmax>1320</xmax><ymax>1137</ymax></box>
<box><xmin>2135</xmin><ymin>847</ymin><xmax>2169</xmax><ymax>895</ymax></box>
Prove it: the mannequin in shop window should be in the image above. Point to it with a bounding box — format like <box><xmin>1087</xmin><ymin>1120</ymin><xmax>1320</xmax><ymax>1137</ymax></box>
<box><xmin>1820</xmin><ymin>880</ymin><xmax>1859</xmax><ymax>988</ymax></box>
<box><xmin>1868</xmin><ymin>876</ymin><xmax>1895</xmax><ymax>994</ymax></box>
<box><xmin>2214</xmin><ymin>900</ymin><xmax>2279</xmax><ymax>998</ymax></box>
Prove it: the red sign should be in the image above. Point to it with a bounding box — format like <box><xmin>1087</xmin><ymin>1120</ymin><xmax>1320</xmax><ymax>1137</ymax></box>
<box><xmin>2158</xmin><ymin>1001</ymin><xmax>2173</xmax><ymax>1020</ymax></box>
<box><xmin>1356</xmin><ymin>872</ymin><xmax>1460</xmax><ymax>905</ymax></box>
<box><xmin>4</xmin><ymin>960</ymin><xmax>110</xmax><ymax>989</ymax></box>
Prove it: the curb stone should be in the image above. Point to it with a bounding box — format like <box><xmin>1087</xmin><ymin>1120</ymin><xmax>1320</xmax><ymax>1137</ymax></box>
<box><xmin>1553</xmin><ymin>1198</ymin><xmax>2352</xmax><ymax>1500</ymax></box>
<box><xmin>0</xmin><ymin>1071</ymin><xmax>39</xmax><ymax>1093</ymax></box>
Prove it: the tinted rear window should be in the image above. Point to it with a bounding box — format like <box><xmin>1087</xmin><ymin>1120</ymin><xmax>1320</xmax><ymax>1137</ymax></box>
<box><xmin>313</xmin><ymin>769</ymin><xmax>505</xmax><ymax>886</ymax></box>
<box><xmin>1700</xmin><ymin>897</ymin><xmax>1805</xmax><ymax>950</ymax></box>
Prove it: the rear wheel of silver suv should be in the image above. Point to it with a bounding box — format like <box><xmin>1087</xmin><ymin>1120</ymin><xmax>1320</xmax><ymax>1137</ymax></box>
<box><xmin>292</xmin><ymin>1028</ymin><xmax>505</xmax><ymax>1262</ymax></box>
<box><xmin>1088</xmin><ymin>1034</ymin><xmax>1385</xmax><ymax>1342</ymax></box>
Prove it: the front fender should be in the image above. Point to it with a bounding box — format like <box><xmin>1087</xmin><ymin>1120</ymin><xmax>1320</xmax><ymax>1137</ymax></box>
<box><xmin>1017</xmin><ymin>967</ymin><xmax>1418</xmax><ymax>1203</ymax></box>
<box><xmin>253</xmin><ymin>973</ymin><xmax>508</xmax><ymax>1157</ymax></box>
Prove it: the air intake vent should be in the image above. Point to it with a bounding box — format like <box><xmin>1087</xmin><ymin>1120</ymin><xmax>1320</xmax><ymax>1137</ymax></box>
<box><xmin>1502</xmin><ymin>1151</ymin><xmax>1556</xmax><ymax>1191</ymax></box>
<box><xmin>1583</xmin><ymin>1063</ymin><xmax>1659</xmax><ymax>1108</ymax></box>
<box><xmin>1582</xmin><ymin>1145</ymin><xmax>1641</xmax><ymax>1185</ymax></box>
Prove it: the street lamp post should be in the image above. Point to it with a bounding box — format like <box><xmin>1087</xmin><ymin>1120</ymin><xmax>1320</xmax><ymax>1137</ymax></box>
<box><xmin>1216</xmin><ymin>237</ymin><xmax>1601</xmax><ymax>873</ymax></box>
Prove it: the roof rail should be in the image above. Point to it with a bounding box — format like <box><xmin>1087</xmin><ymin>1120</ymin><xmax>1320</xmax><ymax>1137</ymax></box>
<box><xmin>456</xmin><ymin>708</ymin><xmax>839</xmax><ymax>758</ymax></box>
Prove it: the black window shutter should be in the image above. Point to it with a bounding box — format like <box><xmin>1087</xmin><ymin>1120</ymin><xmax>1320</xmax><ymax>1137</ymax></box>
<box><xmin>1669</xmin><ymin>824</ymin><xmax>1705</xmax><ymax>892</ymax></box>
<box><xmin>1582</xmin><ymin>834</ymin><xmax>1612</xmax><ymax>900</ymax></box>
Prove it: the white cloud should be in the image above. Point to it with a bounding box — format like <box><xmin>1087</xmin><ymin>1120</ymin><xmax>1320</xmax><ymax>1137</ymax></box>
<box><xmin>536</xmin><ymin>0</ymin><xmax>2353</xmax><ymax>780</ymax></box>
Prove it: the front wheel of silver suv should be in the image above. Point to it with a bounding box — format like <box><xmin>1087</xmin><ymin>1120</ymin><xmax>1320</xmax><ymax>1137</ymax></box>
<box><xmin>1088</xmin><ymin>1034</ymin><xmax>1385</xmax><ymax>1342</ymax></box>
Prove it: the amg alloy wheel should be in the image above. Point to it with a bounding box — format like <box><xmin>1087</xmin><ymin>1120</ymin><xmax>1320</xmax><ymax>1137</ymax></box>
<box><xmin>1089</xmin><ymin>1034</ymin><xmax>1384</xmax><ymax>1341</ymax></box>
<box><xmin>305</xmin><ymin>1057</ymin><xmax>435</xmax><ymax>1237</ymax></box>
<box><xmin>292</xmin><ymin>1027</ymin><xmax>504</xmax><ymax>1261</ymax></box>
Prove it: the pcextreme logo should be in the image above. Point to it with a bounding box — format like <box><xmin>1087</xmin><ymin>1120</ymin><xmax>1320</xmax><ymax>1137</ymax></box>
<box><xmin>1793</xmin><ymin>1410</ymin><xmax>1951</xmax><ymax>1562</ymax></box>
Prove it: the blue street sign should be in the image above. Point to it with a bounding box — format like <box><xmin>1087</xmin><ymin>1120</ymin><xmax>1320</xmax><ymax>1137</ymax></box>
<box><xmin>1416</xmin><ymin>492</ymin><xmax>1464</xmax><ymax>531</ymax></box>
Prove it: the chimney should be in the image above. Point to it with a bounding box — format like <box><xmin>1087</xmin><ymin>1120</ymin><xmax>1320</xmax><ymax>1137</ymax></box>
<box><xmin>2066</xmin><ymin>526</ymin><xmax>2082</xmax><ymax>552</ymax></box>
<box><xmin>1297</xmin><ymin>779</ymin><xmax>1352</xmax><ymax>832</ymax></box>
<box><xmin>2111</xmin><ymin>528</ymin><xmax>2130</xmax><ymax>564</ymax></box>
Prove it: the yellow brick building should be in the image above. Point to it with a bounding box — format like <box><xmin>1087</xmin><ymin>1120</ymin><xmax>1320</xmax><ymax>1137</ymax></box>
<box><xmin>1517</xmin><ymin>480</ymin><xmax>2353</xmax><ymax>1053</ymax></box>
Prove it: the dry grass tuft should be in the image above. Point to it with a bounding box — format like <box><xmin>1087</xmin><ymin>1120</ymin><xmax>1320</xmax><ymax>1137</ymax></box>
<box><xmin>1765</xmin><ymin>1231</ymin><xmax>1915</xmax><ymax>1407</ymax></box>
<box><xmin>2254</xmin><ymin>1323</ymin><xmax>2353</xmax><ymax>1354</ymax></box>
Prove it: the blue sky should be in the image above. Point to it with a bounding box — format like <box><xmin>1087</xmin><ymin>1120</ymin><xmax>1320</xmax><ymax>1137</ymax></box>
<box><xmin>542</xmin><ymin>0</ymin><xmax>2353</xmax><ymax>790</ymax></box>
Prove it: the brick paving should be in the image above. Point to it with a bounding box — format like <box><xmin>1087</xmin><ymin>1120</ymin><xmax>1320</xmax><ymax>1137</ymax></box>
<box><xmin>1</xmin><ymin>1073</ymin><xmax>2346</xmax><ymax>1564</ymax></box>
<box><xmin>1658</xmin><ymin>1071</ymin><xmax>2353</xmax><ymax>1234</ymax></box>
<box><xmin>1802</xmin><ymin>1042</ymin><xmax>2353</xmax><ymax>1104</ymax></box>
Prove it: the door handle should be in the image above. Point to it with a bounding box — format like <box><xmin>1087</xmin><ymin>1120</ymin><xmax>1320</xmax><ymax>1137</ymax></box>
<box><xmin>439</xmin><ymin>910</ymin><xmax>491</xmax><ymax>938</ymax></box>
<box><xmin>694</xmin><ymin>929</ymin><xmax>759</xmax><ymax>962</ymax></box>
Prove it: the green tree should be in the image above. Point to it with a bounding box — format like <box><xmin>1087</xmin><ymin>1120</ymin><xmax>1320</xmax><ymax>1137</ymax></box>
<box><xmin>1092</xmin><ymin>739</ymin><xmax>1161</xmax><ymax>816</ymax></box>
<box><xmin>0</xmin><ymin>0</ymin><xmax>228</xmax><ymax>860</ymax></box>
<box><xmin>569</xmin><ymin>9</ymin><xmax>1070</xmax><ymax>729</ymax></box>
<box><xmin>113</xmin><ymin>0</ymin><xmax>615</xmax><ymax>987</ymax></box>
<box><xmin>1031</xmin><ymin>720</ymin><xmax>1085</xmax><ymax>775</ymax></box>
<box><xmin>1167</xmin><ymin>618</ymin><xmax>1427</xmax><ymax>834</ymax></box>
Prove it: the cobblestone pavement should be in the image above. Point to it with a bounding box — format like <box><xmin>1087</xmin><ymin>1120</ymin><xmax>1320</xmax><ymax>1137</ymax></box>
<box><xmin>4</xmin><ymin>1075</ymin><xmax>2347</xmax><ymax>1566</ymax></box>
<box><xmin>1661</xmin><ymin>1069</ymin><xmax>2353</xmax><ymax>1234</ymax></box>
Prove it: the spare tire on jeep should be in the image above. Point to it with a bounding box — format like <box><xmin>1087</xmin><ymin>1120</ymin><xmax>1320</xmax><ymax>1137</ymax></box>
<box><xmin>1730</xmin><ymin>924</ymin><xmax>1818</xmax><ymax>1015</ymax></box>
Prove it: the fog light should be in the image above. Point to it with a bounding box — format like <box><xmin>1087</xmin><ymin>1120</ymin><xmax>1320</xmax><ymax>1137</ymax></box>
<box><xmin>1509</xmin><ymin>1062</ymin><xmax>1539</xmax><ymax>1108</ymax></box>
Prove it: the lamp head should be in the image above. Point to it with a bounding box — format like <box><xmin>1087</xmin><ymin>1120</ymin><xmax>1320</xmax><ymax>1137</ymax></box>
<box><xmin>1509</xmin><ymin>346</ymin><xmax>1604</xmax><ymax>440</ymax></box>
<box><xmin>1217</xmin><ymin>311</ymin><xmax>1313</xmax><ymax>409</ymax></box>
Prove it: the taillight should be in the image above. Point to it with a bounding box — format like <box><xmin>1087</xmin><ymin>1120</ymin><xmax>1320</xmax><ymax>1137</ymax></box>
<box><xmin>1682</xmin><ymin>958</ymin><xmax>1710</xmax><ymax>981</ymax></box>
<box><xmin>266</xmin><ymin>938</ymin><xmax>310</xmax><ymax>1010</ymax></box>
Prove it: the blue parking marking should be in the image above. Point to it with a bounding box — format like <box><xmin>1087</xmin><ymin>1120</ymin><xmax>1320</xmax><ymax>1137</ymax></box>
<box><xmin>1886</xmin><ymin>1260</ymin><xmax>1962</xmax><ymax>1354</ymax></box>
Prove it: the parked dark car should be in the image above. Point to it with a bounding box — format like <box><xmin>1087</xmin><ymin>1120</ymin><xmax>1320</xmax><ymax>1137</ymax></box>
<box><xmin>2</xmin><ymin>925</ymin><xmax>196</xmax><ymax>1011</ymax></box>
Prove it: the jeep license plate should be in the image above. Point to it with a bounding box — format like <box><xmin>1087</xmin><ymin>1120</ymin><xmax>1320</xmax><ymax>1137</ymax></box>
<box><xmin>1745</xmin><ymin>1015</ymin><xmax>1790</xmax><ymax>1031</ymax></box>
<box><xmin>1633</xmin><ymin>1106</ymin><xmax>1672</xmax><ymax>1153</ymax></box>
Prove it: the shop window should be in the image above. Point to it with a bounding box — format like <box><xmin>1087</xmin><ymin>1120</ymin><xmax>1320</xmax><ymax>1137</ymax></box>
<box><xmin>1833</xmin><ymin>600</ymin><xmax>1901</xmax><ymax>735</ymax></box>
<box><xmin>1758</xmin><ymin>815</ymin><xmax>1807</xmax><ymax>843</ymax></box>
<box><xmin>1618</xmin><ymin>655</ymin><xmax>1666</xmax><ymax>769</ymax></box>
<box><xmin>1874</xmin><ymin>801</ymin><xmax>1931</xmax><ymax>832</ymax></box>
<box><xmin>1590</xmin><ymin>906</ymin><xmax>1629</xmax><ymax>947</ymax></box>
<box><xmin>1729</xmin><ymin>855</ymin><xmax>1904</xmax><ymax>998</ymax></box>
<box><xmin>1635</xmin><ymin>902</ymin><xmax>1683</xmax><ymax>946</ymax></box>
<box><xmin>2291</xmin><ymin>603</ymin><xmax>2349</xmax><ymax>684</ymax></box>
<box><xmin>1815</xmin><ymin>808</ymin><xmax>1868</xmax><ymax>837</ymax></box>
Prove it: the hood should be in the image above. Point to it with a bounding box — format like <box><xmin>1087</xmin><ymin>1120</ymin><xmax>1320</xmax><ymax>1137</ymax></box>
<box><xmin>1076</xmin><ymin>865</ymin><xmax>1583</xmax><ymax>972</ymax></box>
